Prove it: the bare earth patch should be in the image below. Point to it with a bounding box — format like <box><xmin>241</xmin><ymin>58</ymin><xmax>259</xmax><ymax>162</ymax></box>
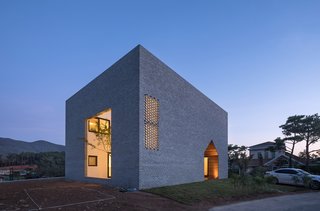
<box><xmin>0</xmin><ymin>179</ymin><xmax>193</xmax><ymax>211</ymax></box>
<box><xmin>25</xmin><ymin>186</ymin><xmax>115</xmax><ymax>210</ymax></box>
<box><xmin>0</xmin><ymin>179</ymin><xmax>316</xmax><ymax>211</ymax></box>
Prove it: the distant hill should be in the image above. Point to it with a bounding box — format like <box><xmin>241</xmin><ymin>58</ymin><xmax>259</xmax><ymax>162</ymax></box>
<box><xmin>0</xmin><ymin>137</ymin><xmax>65</xmax><ymax>155</ymax></box>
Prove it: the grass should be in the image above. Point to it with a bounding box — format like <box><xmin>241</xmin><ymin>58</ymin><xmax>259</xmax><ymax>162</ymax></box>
<box><xmin>144</xmin><ymin>179</ymin><xmax>308</xmax><ymax>205</ymax></box>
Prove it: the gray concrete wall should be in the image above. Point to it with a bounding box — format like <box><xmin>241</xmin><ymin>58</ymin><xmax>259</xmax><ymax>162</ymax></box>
<box><xmin>66</xmin><ymin>46</ymin><xmax>140</xmax><ymax>188</ymax></box>
<box><xmin>66</xmin><ymin>45</ymin><xmax>228</xmax><ymax>189</ymax></box>
<box><xmin>138</xmin><ymin>46</ymin><xmax>228</xmax><ymax>189</ymax></box>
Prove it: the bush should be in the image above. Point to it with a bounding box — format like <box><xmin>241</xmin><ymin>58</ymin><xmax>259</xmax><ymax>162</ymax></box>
<box><xmin>250</xmin><ymin>166</ymin><xmax>268</xmax><ymax>177</ymax></box>
<box><xmin>252</xmin><ymin>176</ymin><xmax>265</xmax><ymax>186</ymax></box>
<box><xmin>230</xmin><ymin>174</ymin><xmax>249</xmax><ymax>189</ymax></box>
<box><xmin>35</xmin><ymin>152</ymin><xmax>65</xmax><ymax>177</ymax></box>
<box><xmin>228</xmin><ymin>169</ymin><xmax>239</xmax><ymax>176</ymax></box>
<box><xmin>265</xmin><ymin>175</ymin><xmax>277</xmax><ymax>184</ymax></box>
<box><xmin>230</xmin><ymin>174</ymin><xmax>268</xmax><ymax>191</ymax></box>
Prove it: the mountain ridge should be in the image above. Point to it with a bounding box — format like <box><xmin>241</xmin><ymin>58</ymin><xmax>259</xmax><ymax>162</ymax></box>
<box><xmin>0</xmin><ymin>137</ymin><xmax>65</xmax><ymax>155</ymax></box>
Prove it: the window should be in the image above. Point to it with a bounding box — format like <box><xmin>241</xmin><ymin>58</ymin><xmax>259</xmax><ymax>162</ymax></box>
<box><xmin>275</xmin><ymin>169</ymin><xmax>286</xmax><ymax>174</ymax></box>
<box><xmin>287</xmin><ymin>170</ymin><xmax>298</xmax><ymax>174</ymax></box>
<box><xmin>88</xmin><ymin>117</ymin><xmax>110</xmax><ymax>134</ymax></box>
<box><xmin>264</xmin><ymin>151</ymin><xmax>269</xmax><ymax>159</ymax></box>
<box><xmin>88</xmin><ymin>118</ymin><xmax>99</xmax><ymax>132</ymax></box>
<box><xmin>144</xmin><ymin>95</ymin><xmax>159</xmax><ymax>150</ymax></box>
<box><xmin>88</xmin><ymin>156</ymin><xmax>98</xmax><ymax>166</ymax></box>
<box><xmin>275</xmin><ymin>169</ymin><xmax>297</xmax><ymax>174</ymax></box>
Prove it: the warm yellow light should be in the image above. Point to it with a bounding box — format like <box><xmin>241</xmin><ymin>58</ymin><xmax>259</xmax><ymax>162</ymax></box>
<box><xmin>88</xmin><ymin>119</ymin><xmax>99</xmax><ymax>132</ymax></box>
<box><xmin>144</xmin><ymin>95</ymin><xmax>160</xmax><ymax>150</ymax></box>
<box><xmin>108</xmin><ymin>153</ymin><xmax>112</xmax><ymax>178</ymax></box>
<box><xmin>213</xmin><ymin>156</ymin><xmax>219</xmax><ymax>179</ymax></box>
<box><xmin>85</xmin><ymin>109</ymin><xmax>112</xmax><ymax>179</ymax></box>
<box><xmin>204</xmin><ymin>157</ymin><xmax>208</xmax><ymax>177</ymax></box>
<box><xmin>204</xmin><ymin>142</ymin><xmax>219</xmax><ymax>179</ymax></box>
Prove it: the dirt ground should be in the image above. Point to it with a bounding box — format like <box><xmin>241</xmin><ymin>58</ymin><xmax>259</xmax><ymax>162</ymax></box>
<box><xmin>0</xmin><ymin>178</ymin><xmax>313</xmax><ymax>211</ymax></box>
<box><xmin>0</xmin><ymin>178</ymin><xmax>196</xmax><ymax>211</ymax></box>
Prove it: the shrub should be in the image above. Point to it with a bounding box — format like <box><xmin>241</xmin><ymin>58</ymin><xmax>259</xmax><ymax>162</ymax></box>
<box><xmin>291</xmin><ymin>175</ymin><xmax>300</xmax><ymax>185</ymax></box>
<box><xmin>230</xmin><ymin>174</ymin><xmax>250</xmax><ymax>189</ymax></box>
<box><xmin>250</xmin><ymin>166</ymin><xmax>267</xmax><ymax>177</ymax></box>
<box><xmin>265</xmin><ymin>175</ymin><xmax>278</xmax><ymax>184</ymax></box>
<box><xmin>230</xmin><ymin>174</ymin><xmax>268</xmax><ymax>192</ymax></box>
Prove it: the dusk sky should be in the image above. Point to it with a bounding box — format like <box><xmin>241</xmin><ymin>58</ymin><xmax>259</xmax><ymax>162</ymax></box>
<box><xmin>1</xmin><ymin>1</ymin><xmax>319</xmax><ymax>154</ymax></box>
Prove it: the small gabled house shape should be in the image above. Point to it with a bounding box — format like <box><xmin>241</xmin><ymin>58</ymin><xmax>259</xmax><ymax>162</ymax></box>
<box><xmin>65</xmin><ymin>45</ymin><xmax>228</xmax><ymax>189</ymax></box>
<box><xmin>249</xmin><ymin>141</ymin><xmax>305</xmax><ymax>170</ymax></box>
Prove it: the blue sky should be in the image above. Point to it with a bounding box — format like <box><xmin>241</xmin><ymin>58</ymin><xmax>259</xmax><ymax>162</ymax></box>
<box><xmin>0</xmin><ymin>1</ymin><xmax>319</xmax><ymax>154</ymax></box>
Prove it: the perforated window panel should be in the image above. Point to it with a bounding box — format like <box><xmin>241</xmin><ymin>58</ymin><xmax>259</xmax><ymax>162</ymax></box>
<box><xmin>144</xmin><ymin>95</ymin><xmax>159</xmax><ymax>150</ymax></box>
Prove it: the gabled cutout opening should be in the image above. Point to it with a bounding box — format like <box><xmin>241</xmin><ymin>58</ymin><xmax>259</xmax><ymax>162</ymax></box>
<box><xmin>204</xmin><ymin>141</ymin><xmax>219</xmax><ymax>179</ymax></box>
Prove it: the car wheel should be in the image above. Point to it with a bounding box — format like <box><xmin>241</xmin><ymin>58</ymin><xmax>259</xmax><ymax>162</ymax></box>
<box><xmin>272</xmin><ymin>177</ymin><xmax>279</xmax><ymax>184</ymax></box>
<box><xmin>309</xmin><ymin>181</ymin><xmax>320</xmax><ymax>190</ymax></box>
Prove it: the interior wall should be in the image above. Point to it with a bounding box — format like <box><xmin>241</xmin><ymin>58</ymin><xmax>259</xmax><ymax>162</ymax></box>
<box><xmin>86</xmin><ymin>109</ymin><xmax>111</xmax><ymax>179</ymax></box>
<box><xmin>204</xmin><ymin>142</ymin><xmax>219</xmax><ymax>179</ymax></box>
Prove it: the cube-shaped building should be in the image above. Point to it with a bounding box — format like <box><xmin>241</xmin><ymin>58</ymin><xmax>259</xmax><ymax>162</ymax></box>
<box><xmin>66</xmin><ymin>45</ymin><xmax>228</xmax><ymax>189</ymax></box>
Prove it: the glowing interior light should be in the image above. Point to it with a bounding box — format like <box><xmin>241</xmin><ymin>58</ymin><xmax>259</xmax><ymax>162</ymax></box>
<box><xmin>204</xmin><ymin>142</ymin><xmax>219</xmax><ymax>179</ymax></box>
<box><xmin>85</xmin><ymin>109</ymin><xmax>112</xmax><ymax>179</ymax></box>
<box><xmin>144</xmin><ymin>95</ymin><xmax>159</xmax><ymax>150</ymax></box>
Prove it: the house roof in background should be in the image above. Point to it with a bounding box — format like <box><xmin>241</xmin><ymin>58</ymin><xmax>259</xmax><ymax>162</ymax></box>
<box><xmin>264</xmin><ymin>154</ymin><xmax>305</xmax><ymax>166</ymax></box>
<box><xmin>249</xmin><ymin>141</ymin><xmax>275</xmax><ymax>150</ymax></box>
<box><xmin>284</xmin><ymin>152</ymin><xmax>305</xmax><ymax>164</ymax></box>
<box><xmin>249</xmin><ymin>153</ymin><xmax>305</xmax><ymax>167</ymax></box>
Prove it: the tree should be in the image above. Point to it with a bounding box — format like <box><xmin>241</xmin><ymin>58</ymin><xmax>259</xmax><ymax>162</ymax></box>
<box><xmin>299</xmin><ymin>114</ymin><xmax>320</xmax><ymax>170</ymax></box>
<box><xmin>6</xmin><ymin>153</ymin><xmax>18</xmax><ymax>165</ymax></box>
<box><xmin>279</xmin><ymin>115</ymin><xmax>304</xmax><ymax>167</ymax></box>
<box><xmin>282</xmin><ymin>114</ymin><xmax>320</xmax><ymax>170</ymax></box>
<box><xmin>33</xmin><ymin>152</ymin><xmax>65</xmax><ymax>177</ymax></box>
<box><xmin>266</xmin><ymin>137</ymin><xmax>286</xmax><ymax>152</ymax></box>
<box><xmin>315</xmin><ymin>149</ymin><xmax>320</xmax><ymax>158</ymax></box>
<box><xmin>299</xmin><ymin>149</ymin><xmax>320</xmax><ymax>160</ymax></box>
<box><xmin>228</xmin><ymin>144</ymin><xmax>252</xmax><ymax>175</ymax></box>
<box><xmin>298</xmin><ymin>150</ymin><xmax>307</xmax><ymax>159</ymax></box>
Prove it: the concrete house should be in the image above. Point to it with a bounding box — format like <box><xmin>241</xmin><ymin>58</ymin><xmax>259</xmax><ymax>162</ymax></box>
<box><xmin>65</xmin><ymin>45</ymin><xmax>228</xmax><ymax>189</ymax></box>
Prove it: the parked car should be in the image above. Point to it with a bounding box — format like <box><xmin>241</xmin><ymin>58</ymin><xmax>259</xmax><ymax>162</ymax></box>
<box><xmin>265</xmin><ymin>168</ymin><xmax>320</xmax><ymax>190</ymax></box>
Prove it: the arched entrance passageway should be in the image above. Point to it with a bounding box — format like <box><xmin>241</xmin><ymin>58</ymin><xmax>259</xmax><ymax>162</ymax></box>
<box><xmin>204</xmin><ymin>141</ymin><xmax>219</xmax><ymax>179</ymax></box>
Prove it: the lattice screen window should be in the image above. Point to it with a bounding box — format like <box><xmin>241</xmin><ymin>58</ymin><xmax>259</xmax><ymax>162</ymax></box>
<box><xmin>144</xmin><ymin>95</ymin><xmax>159</xmax><ymax>150</ymax></box>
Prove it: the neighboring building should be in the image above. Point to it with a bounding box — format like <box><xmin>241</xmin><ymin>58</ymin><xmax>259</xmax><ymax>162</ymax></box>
<box><xmin>0</xmin><ymin>165</ymin><xmax>38</xmax><ymax>176</ymax></box>
<box><xmin>248</xmin><ymin>141</ymin><xmax>304</xmax><ymax>170</ymax></box>
<box><xmin>65</xmin><ymin>45</ymin><xmax>228</xmax><ymax>189</ymax></box>
<box><xmin>249</xmin><ymin>142</ymin><xmax>283</xmax><ymax>160</ymax></box>
<box><xmin>0</xmin><ymin>165</ymin><xmax>38</xmax><ymax>181</ymax></box>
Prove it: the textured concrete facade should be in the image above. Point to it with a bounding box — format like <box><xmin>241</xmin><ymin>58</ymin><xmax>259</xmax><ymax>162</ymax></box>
<box><xmin>66</xmin><ymin>45</ymin><xmax>228</xmax><ymax>189</ymax></box>
<box><xmin>66</xmin><ymin>48</ymin><xmax>140</xmax><ymax>188</ymax></box>
<box><xmin>138</xmin><ymin>46</ymin><xmax>228</xmax><ymax>188</ymax></box>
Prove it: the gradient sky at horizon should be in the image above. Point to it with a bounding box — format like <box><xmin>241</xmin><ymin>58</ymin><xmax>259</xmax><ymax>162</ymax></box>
<box><xmin>1</xmin><ymin>1</ymin><xmax>319</xmax><ymax>154</ymax></box>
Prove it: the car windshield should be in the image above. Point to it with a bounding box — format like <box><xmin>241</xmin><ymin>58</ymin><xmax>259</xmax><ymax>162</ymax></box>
<box><xmin>297</xmin><ymin>169</ymin><xmax>311</xmax><ymax>175</ymax></box>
